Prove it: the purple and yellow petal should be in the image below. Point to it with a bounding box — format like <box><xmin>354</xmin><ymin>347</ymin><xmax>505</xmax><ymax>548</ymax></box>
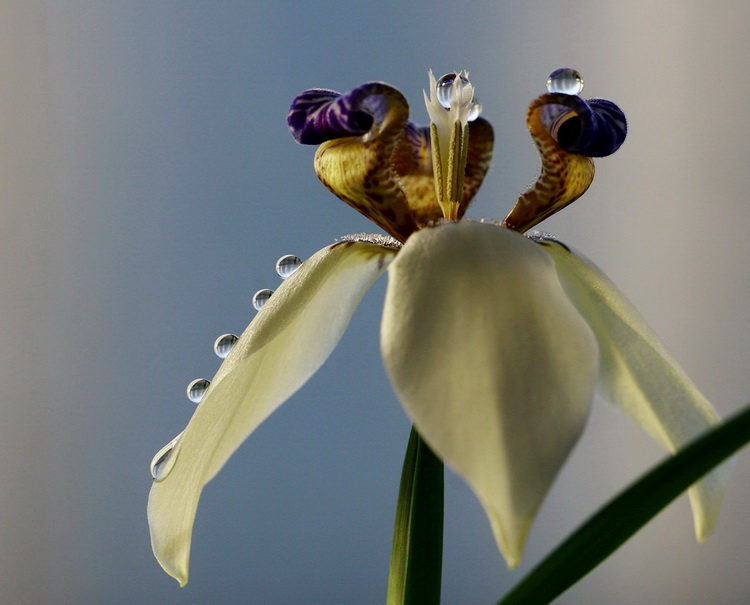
<box><xmin>503</xmin><ymin>93</ymin><xmax>627</xmax><ymax>232</ymax></box>
<box><xmin>289</xmin><ymin>83</ymin><xmax>430</xmax><ymax>241</ymax></box>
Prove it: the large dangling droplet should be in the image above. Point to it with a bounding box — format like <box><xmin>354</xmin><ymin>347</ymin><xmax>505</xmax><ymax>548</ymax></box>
<box><xmin>252</xmin><ymin>288</ymin><xmax>274</xmax><ymax>311</ymax></box>
<box><xmin>467</xmin><ymin>99</ymin><xmax>482</xmax><ymax>122</ymax></box>
<box><xmin>186</xmin><ymin>378</ymin><xmax>210</xmax><ymax>403</ymax></box>
<box><xmin>213</xmin><ymin>333</ymin><xmax>239</xmax><ymax>359</ymax></box>
<box><xmin>546</xmin><ymin>68</ymin><xmax>584</xmax><ymax>95</ymax></box>
<box><xmin>436</xmin><ymin>72</ymin><xmax>470</xmax><ymax>109</ymax></box>
<box><xmin>150</xmin><ymin>432</ymin><xmax>183</xmax><ymax>481</ymax></box>
<box><xmin>275</xmin><ymin>254</ymin><xmax>303</xmax><ymax>279</ymax></box>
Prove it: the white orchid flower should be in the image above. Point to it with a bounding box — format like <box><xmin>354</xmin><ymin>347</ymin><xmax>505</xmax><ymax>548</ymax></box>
<box><xmin>148</xmin><ymin>69</ymin><xmax>730</xmax><ymax>586</ymax></box>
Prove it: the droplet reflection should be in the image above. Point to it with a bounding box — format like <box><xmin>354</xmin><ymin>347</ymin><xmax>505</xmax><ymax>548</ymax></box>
<box><xmin>252</xmin><ymin>288</ymin><xmax>274</xmax><ymax>311</ymax></box>
<box><xmin>546</xmin><ymin>68</ymin><xmax>584</xmax><ymax>95</ymax></box>
<box><xmin>186</xmin><ymin>378</ymin><xmax>210</xmax><ymax>403</ymax></box>
<box><xmin>467</xmin><ymin>99</ymin><xmax>482</xmax><ymax>122</ymax></box>
<box><xmin>150</xmin><ymin>432</ymin><xmax>183</xmax><ymax>481</ymax></box>
<box><xmin>436</xmin><ymin>72</ymin><xmax>470</xmax><ymax>109</ymax></box>
<box><xmin>275</xmin><ymin>254</ymin><xmax>303</xmax><ymax>279</ymax></box>
<box><xmin>213</xmin><ymin>333</ymin><xmax>239</xmax><ymax>359</ymax></box>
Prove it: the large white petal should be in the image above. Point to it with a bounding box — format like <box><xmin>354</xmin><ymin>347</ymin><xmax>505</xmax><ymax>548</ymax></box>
<box><xmin>148</xmin><ymin>239</ymin><xmax>397</xmax><ymax>586</ymax></box>
<box><xmin>381</xmin><ymin>222</ymin><xmax>598</xmax><ymax>567</ymax></box>
<box><xmin>540</xmin><ymin>238</ymin><xmax>732</xmax><ymax>541</ymax></box>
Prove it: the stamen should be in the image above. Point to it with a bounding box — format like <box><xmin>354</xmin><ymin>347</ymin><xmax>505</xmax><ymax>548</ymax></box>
<box><xmin>424</xmin><ymin>70</ymin><xmax>478</xmax><ymax>221</ymax></box>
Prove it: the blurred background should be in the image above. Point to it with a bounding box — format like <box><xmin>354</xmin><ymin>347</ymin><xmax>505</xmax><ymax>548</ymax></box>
<box><xmin>3</xmin><ymin>1</ymin><xmax>750</xmax><ymax>603</ymax></box>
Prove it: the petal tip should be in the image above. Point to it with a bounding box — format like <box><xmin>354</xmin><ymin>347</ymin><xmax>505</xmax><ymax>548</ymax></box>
<box><xmin>489</xmin><ymin>510</ymin><xmax>533</xmax><ymax>570</ymax></box>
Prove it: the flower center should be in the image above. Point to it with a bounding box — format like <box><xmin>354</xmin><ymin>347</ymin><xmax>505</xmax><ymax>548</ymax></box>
<box><xmin>424</xmin><ymin>71</ymin><xmax>481</xmax><ymax>221</ymax></box>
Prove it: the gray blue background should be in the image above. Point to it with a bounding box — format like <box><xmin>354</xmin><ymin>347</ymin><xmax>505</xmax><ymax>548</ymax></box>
<box><xmin>4</xmin><ymin>1</ymin><xmax>750</xmax><ymax>603</ymax></box>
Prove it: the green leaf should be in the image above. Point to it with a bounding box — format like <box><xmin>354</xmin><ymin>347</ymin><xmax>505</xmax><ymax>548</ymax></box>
<box><xmin>387</xmin><ymin>427</ymin><xmax>444</xmax><ymax>605</ymax></box>
<box><xmin>498</xmin><ymin>404</ymin><xmax>750</xmax><ymax>605</ymax></box>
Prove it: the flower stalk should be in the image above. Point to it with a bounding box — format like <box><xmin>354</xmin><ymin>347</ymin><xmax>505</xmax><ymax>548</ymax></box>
<box><xmin>387</xmin><ymin>428</ymin><xmax>444</xmax><ymax>605</ymax></box>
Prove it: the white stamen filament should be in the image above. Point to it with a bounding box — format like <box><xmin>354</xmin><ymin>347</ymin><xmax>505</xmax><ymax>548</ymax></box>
<box><xmin>424</xmin><ymin>70</ymin><xmax>475</xmax><ymax>220</ymax></box>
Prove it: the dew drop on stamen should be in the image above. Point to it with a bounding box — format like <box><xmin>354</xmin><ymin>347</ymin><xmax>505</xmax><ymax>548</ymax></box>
<box><xmin>150</xmin><ymin>432</ymin><xmax>183</xmax><ymax>481</ymax></box>
<box><xmin>186</xmin><ymin>378</ymin><xmax>210</xmax><ymax>403</ymax></box>
<box><xmin>546</xmin><ymin>68</ymin><xmax>584</xmax><ymax>95</ymax></box>
<box><xmin>252</xmin><ymin>288</ymin><xmax>274</xmax><ymax>311</ymax></box>
<box><xmin>275</xmin><ymin>254</ymin><xmax>303</xmax><ymax>279</ymax></box>
<box><xmin>467</xmin><ymin>99</ymin><xmax>482</xmax><ymax>122</ymax></box>
<box><xmin>213</xmin><ymin>333</ymin><xmax>239</xmax><ymax>359</ymax></box>
<box><xmin>436</xmin><ymin>72</ymin><xmax>470</xmax><ymax>109</ymax></box>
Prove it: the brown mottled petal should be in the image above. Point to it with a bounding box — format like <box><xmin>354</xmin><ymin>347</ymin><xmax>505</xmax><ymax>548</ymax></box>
<box><xmin>460</xmin><ymin>117</ymin><xmax>494</xmax><ymax>218</ymax></box>
<box><xmin>503</xmin><ymin>95</ymin><xmax>595</xmax><ymax>232</ymax></box>
<box><xmin>390</xmin><ymin>124</ymin><xmax>443</xmax><ymax>230</ymax></box>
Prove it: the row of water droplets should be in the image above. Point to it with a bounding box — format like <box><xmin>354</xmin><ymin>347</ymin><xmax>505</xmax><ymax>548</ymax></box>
<box><xmin>150</xmin><ymin>253</ymin><xmax>305</xmax><ymax>481</ymax></box>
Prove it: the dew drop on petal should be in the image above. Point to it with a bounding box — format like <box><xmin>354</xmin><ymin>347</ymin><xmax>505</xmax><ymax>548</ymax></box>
<box><xmin>252</xmin><ymin>288</ymin><xmax>274</xmax><ymax>311</ymax></box>
<box><xmin>213</xmin><ymin>333</ymin><xmax>239</xmax><ymax>359</ymax></box>
<box><xmin>150</xmin><ymin>432</ymin><xmax>183</xmax><ymax>481</ymax></box>
<box><xmin>275</xmin><ymin>254</ymin><xmax>303</xmax><ymax>279</ymax></box>
<box><xmin>546</xmin><ymin>68</ymin><xmax>584</xmax><ymax>95</ymax></box>
<box><xmin>436</xmin><ymin>72</ymin><xmax>470</xmax><ymax>109</ymax></box>
<box><xmin>186</xmin><ymin>378</ymin><xmax>210</xmax><ymax>403</ymax></box>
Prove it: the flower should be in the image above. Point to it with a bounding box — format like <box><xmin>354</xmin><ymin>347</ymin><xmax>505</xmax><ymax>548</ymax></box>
<box><xmin>148</xmin><ymin>70</ymin><xmax>730</xmax><ymax>586</ymax></box>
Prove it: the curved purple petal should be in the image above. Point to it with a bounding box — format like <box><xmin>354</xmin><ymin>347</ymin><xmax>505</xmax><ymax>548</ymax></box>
<box><xmin>539</xmin><ymin>93</ymin><xmax>627</xmax><ymax>157</ymax></box>
<box><xmin>288</xmin><ymin>82</ymin><xmax>407</xmax><ymax>145</ymax></box>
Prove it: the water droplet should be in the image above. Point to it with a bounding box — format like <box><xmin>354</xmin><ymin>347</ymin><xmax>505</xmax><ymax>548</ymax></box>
<box><xmin>252</xmin><ymin>288</ymin><xmax>274</xmax><ymax>311</ymax></box>
<box><xmin>275</xmin><ymin>254</ymin><xmax>303</xmax><ymax>279</ymax></box>
<box><xmin>467</xmin><ymin>99</ymin><xmax>482</xmax><ymax>122</ymax></box>
<box><xmin>150</xmin><ymin>432</ymin><xmax>183</xmax><ymax>481</ymax></box>
<box><xmin>546</xmin><ymin>68</ymin><xmax>584</xmax><ymax>95</ymax></box>
<box><xmin>186</xmin><ymin>378</ymin><xmax>210</xmax><ymax>403</ymax></box>
<box><xmin>436</xmin><ymin>72</ymin><xmax>470</xmax><ymax>109</ymax></box>
<box><xmin>213</xmin><ymin>333</ymin><xmax>239</xmax><ymax>358</ymax></box>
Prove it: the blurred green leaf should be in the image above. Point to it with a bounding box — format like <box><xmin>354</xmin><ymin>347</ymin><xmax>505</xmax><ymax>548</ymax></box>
<box><xmin>499</xmin><ymin>404</ymin><xmax>750</xmax><ymax>605</ymax></box>
<box><xmin>387</xmin><ymin>427</ymin><xmax>444</xmax><ymax>605</ymax></box>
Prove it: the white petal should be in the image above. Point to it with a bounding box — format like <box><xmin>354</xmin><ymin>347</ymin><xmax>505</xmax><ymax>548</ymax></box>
<box><xmin>381</xmin><ymin>222</ymin><xmax>598</xmax><ymax>567</ymax></box>
<box><xmin>148</xmin><ymin>240</ymin><xmax>396</xmax><ymax>586</ymax></box>
<box><xmin>540</xmin><ymin>238</ymin><xmax>732</xmax><ymax>541</ymax></box>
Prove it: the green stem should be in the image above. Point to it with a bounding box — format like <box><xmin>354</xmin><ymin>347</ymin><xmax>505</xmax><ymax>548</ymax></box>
<box><xmin>498</xmin><ymin>404</ymin><xmax>750</xmax><ymax>605</ymax></box>
<box><xmin>387</xmin><ymin>427</ymin><xmax>444</xmax><ymax>605</ymax></box>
